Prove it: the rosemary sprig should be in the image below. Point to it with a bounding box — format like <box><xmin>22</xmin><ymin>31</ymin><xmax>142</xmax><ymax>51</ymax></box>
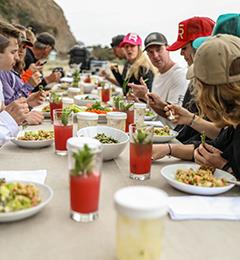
<box><xmin>201</xmin><ymin>131</ymin><xmax>206</xmax><ymax>145</ymax></box>
<box><xmin>70</xmin><ymin>144</ymin><xmax>94</xmax><ymax>176</ymax></box>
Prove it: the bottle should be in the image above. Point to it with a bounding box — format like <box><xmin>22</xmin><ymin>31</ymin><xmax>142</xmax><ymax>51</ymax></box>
<box><xmin>106</xmin><ymin>112</ymin><xmax>127</xmax><ymax>131</ymax></box>
<box><xmin>134</xmin><ymin>103</ymin><xmax>146</xmax><ymax>127</ymax></box>
<box><xmin>77</xmin><ymin>112</ymin><xmax>98</xmax><ymax>130</ymax></box>
<box><xmin>114</xmin><ymin>186</ymin><xmax>168</xmax><ymax>260</ymax></box>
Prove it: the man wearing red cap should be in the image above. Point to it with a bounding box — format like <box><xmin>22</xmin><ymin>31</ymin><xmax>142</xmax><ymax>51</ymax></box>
<box><xmin>167</xmin><ymin>17</ymin><xmax>215</xmax><ymax>65</ymax></box>
<box><xmin>149</xmin><ymin>17</ymin><xmax>215</xmax><ymax>144</ymax></box>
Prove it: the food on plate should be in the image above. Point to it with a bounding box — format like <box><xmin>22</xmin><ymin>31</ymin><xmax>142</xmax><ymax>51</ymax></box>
<box><xmin>145</xmin><ymin>110</ymin><xmax>155</xmax><ymax>117</ymax></box>
<box><xmin>86</xmin><ymin>102</ymin><xmax>111</xmax><ymax>114</ymax></box>
<box><xmin>94</xmin><ymin>133</ymin><xmax>118</xmax><ymax>144</ymax></box>
<box><xmin>175</xmin><ymin>166</ymin><xmax>228</xmax><ymax>187</ymax></box>
<box><xmin>65</xmin><ymin>104</ymin><xmax>84</xmax><ymax>113</ymax></box>
<box><xmin>18</xmin><ymin>130</ymin><xmax>54</xmax><ymax>141</ymax></box>
<box><xmin>0</xmin><ymin>180</ymin><xmax>41</xmax><ymax>212</ymax></box>
<box><xmin>42</xmin><ymin>105</ymin><xmax>50</xmax><ymax>113</ymax></box>
<box><xmin>154</xmin><ymin>126</ymin><xmax>171</xmax><ymax>136</ymax></box>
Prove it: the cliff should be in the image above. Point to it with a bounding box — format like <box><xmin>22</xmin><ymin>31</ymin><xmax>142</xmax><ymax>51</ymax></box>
<box><xmin>0</xmin><ymin>0</ymin><xmax>76</xmax><ymax>54</ymax></box>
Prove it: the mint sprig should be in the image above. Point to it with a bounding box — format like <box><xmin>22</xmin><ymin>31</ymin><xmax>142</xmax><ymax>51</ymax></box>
<box><xmin>132</xmin><ymin>128</ymin><xmax>153</xmax><ymax>144</ymax></box>
<box><xmin>61</xmin><ymin>108</ymin><xmax>72</xmax><ymax>126</ymax></box>
<box><xmin>70</xmin><ymin>144</ymin><xmax>94</xmax><ymax>176</ymax></box>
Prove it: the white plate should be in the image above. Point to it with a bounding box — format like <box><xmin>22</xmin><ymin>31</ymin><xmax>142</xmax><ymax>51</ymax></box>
<box><xmin>153</xmin><ymin>129</ymin><xmax>178</xmax><ymax>143</ymax></box>
<box><xmin>11</xmin><ymin>131</ymin><xmax>54</xmax><ymax>149</ymax></box>
<box><xmin>0</xmin><ymin>181</ymin><xmax>53</xmax><ymax>222</ymax></box>
<box><xmin>144</xmin><ymin>115</ymin><xmax>156</xmax><ymax>121</ymax></box>
<box><xmin>161</xmin><ymin>163</ymin><xmax>236</xmax><ymax>195</ymax></box>
<box><xmin>74</xmin><ymin>94</ymin><xmax>100</xmax><ymax>106</ymax></box>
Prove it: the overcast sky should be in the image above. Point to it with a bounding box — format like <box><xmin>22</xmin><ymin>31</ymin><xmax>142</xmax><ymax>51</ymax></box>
<box><xmin>56</xmin><ymin>0</ymin><xmax>239</xmax><ymax>67</ymax></box>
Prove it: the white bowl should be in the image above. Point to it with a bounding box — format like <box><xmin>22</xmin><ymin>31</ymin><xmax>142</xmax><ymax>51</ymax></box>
<box><xmin>80</xmin><ymin>82</ymin><xmax>95</xmax><ymax>93</ymax></box>
<box><xmin>161</xmin><ymin>163</ymin><xmax>236</xmax><ymax>195</ymax></box>
<box><xmin>77</xmin><ymin>126</ymin><xmax>129</xmax><ymax>160</ymax></box>
<box><xmin>74</xmin><ymin>94</ymin><xmax>100</xmax><ymax>106</ymax></box>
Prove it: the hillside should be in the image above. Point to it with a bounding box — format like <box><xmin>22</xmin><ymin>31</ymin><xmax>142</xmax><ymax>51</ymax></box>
<box><xmin>0</xmin><ymin>0</ymin><xmax>76</xmax><ymax>54</ymax></box>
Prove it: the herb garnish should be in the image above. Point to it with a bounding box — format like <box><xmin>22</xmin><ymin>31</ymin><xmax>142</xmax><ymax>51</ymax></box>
<box><xmin>70</xmin><ymin>144</ymin><xmax>94</xmax><ymax>176</ymax></box>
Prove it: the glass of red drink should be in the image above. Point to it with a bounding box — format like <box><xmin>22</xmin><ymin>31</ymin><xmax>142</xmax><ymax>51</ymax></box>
<box><xmin>53</xmin><ymin>109</ymin><xmax>73</xmax><ymax>156</ymax></box>
<box><xmin>129</xmin><ymin>123</ymin><xmax>154</xmax><ymax>180</ymax></box>
<box><xmin>50</xmin><ymin>93</ymin><xmax>62</xmax><ymax>121</ymax></box>
<box><xmin>99</xmin><ymin>85</ymin><xmax>111</xmax><ymax>103</ymax></box>
<box><xmin>67</xmin><ymin>137</ymin><xmax>103</xmax><ymax>222</ymax></box>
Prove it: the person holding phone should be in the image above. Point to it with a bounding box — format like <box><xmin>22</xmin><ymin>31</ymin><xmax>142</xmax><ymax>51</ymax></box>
<box><xmin>24</xmin><ymin>32</ymin><xmax>61</xmax><ymax>89</ymax></box>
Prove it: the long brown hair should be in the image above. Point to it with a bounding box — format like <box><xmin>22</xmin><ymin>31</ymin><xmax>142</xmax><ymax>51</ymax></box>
<box><xmin>193</xmin><ymin>78</ymin><xmax>240</xmax><ymax>127</ymax></box>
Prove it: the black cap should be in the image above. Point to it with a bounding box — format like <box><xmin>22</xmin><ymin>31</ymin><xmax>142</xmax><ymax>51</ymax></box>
<box><xmin>144</xmin><ymin>32</ymin><xmax>168</xmax><ymax>51</ymax></box>
<box><xmin>19</xmin><ymin>34</ymin><xmax>33</xmax><ymax>47</ymax></box>
<box><xmin>37</xmin><ymin>32</ymin><xmax>55</xmax><ymax>49</ymax></box>
<box><xmin>110</xmin><ymin>35</ymin><xmax>124</xmax><ymax>48</ymax></box>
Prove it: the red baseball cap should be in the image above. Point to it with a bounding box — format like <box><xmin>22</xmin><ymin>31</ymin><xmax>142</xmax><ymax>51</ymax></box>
<box><xmin>167</xmin><ymin>17</ymin><xmax>215</xmax><ymax>51</ymax></box>
<box><xmin>119</xmin><ymin>33</ymin><xmax>142</xmax><ymax>47</ymax></box>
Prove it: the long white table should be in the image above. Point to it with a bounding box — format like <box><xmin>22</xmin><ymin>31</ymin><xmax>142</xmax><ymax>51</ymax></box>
<box><xmin>0</xmin><ymin>122</ymin><xmax>239</xmax><ymax>260</ymax></box>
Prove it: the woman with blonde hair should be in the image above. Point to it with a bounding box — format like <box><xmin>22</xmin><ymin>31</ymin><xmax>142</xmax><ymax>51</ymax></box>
<box><xmin>152</xmin><ymin>34</ymin><xmax>240</xmax><ymax>179</ymax></box>
<box><xmin>119</xmin><ymin>33</ymin><xmax>155</xmax><ymax>95</ymax></box>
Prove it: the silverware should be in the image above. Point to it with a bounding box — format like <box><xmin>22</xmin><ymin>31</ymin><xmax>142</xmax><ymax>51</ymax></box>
<box><xmin>226</xmin><ymin>179</ymin><xmax>240</xmax><ymax>186</ymax></box>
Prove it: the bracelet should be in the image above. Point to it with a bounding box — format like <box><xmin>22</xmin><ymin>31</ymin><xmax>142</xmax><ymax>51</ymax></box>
<box><xmin>189</xmin><ymin>114</ymin><xmax>196</xmax><ymax>127</ymax></box>
<box><xmin>168</xmin><ymin>144</ymin><xmax>172</xmax><ymax>157</ymax></box>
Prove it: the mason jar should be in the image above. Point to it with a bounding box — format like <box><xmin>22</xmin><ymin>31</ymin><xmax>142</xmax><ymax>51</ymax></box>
<box><xmin>114</xmin><ymin>186</ymin><xmax>168</xmax><ymax>260</ymax></box>
<box><xmin>106</xmin><ymin>112</ymin><xmax>127</xmax><ymax>131</ymax></box>
<box><xmin>68</xmin><ymin>87</ymin><xmax>81</xmax><ymax>98</ymax></box>
<box><xmin>77</xmin><ymin>112</ymin><xmax>98</xmax><ymax>130</ymax></box>
<box><xmin>62</xmin><ymin>97</ymin><xmax>74</xmax><ymax>109</ymax></box>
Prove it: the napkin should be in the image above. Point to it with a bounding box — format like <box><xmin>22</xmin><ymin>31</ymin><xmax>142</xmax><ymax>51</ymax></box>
<box><xmin>0</xmin><ymin>170</ymin><xmax>47</xmax><ymax>184</ymax></box>
<box><xmin>168</xmin><ymin>196</ymin><xmax>240</xmax><ymax>220</ymax></box>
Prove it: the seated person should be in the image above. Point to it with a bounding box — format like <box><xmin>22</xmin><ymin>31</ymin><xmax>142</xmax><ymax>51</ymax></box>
<box><xmin>153</xmin><ymin>34</ymin><xmax>240</xmax><ymax>180</ymax></box>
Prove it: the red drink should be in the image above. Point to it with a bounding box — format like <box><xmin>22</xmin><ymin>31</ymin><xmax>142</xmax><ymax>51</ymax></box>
<box><xmin>54</xmin><ymin>125</ymin><xmax>73</xmax><ymax>151</ymax></box>
<box><xmin>70</xmin><ymin>172</ymin><xmax>100</xmax><ymax>213</ymax></box>
<box><xmin>101</xmin><ymin>88</ymin><xmax>110</xmax><ymax>103</ymax></box>
<box><xmin>130</xmin><ymin>142</ymin><xmax>152</xmax><ymax>174</ymax></box>
<box><xmin>126</xmin><ymin>110</ymin><xmax>134</xmax><ymax>132</ymax></box>
<box><xmin>50</xmin><ymin>102</ymin><xmax>62</xmax><ymax>121</ymax></box>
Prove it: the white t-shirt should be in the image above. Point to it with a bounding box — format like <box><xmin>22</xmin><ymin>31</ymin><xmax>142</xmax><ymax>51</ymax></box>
<box><xmin>0</xmin><ymin>111</ymin><xmax>19</xmax><ymax>146</ymax></box>
<box><xmin>152</xmin><ymin>63</ymin><xmax>188</xmax><ymax>105</ymax></box>
<box><xmin>0</xmin><ymin>80</ymin><xmax>19</xmax><ymax>146</ymax></box>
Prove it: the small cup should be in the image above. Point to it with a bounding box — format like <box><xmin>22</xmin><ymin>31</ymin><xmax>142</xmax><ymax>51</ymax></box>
<box><xmin>62</xmin><ymin>97</ymin><xmax>74</xmax><ymax>109</ymax></box>
<box><xmin>68</xmin><ymin>87</ymin><xmax>81</xmax><ymax>98</ymax></box>
<box><xmin>53</xmin><ymin>109</ymin><xmax>73</xmax><ymax>156</ymax></box>
<box><xmin>114</xmin><ymin>186</ymin><xmax>168</xmax><ymax>260</ymax></box>
<box><xmin>77</xmin><ymin>112</ymin><xmax>98</xmax><ymax>130</ymax></box>
<box><xmin>106</xmin><ymin>112</ymin><xmax>127</xmax><ymax>131</ymax></box>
